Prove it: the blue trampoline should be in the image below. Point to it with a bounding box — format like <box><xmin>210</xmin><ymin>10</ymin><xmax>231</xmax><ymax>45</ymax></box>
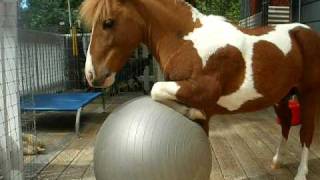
<box><xmin>21</xmin><ymin>92</ymin><xmax>105</xmax><ymax>136</ymax></box>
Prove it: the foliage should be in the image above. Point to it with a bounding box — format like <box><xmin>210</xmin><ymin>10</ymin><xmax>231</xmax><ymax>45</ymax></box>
<box><xmin>19</xmin><ymin>0</ymin><xmax>83</xmax><ymax>33</ymax></box>
<box><xmin>193</xmin><ymin>0</ymin><xmax>240</xmax><ymax>22</ymax></box>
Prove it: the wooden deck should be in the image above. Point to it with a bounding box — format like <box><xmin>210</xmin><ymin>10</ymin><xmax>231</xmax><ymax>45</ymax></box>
<box><xmin>210</xmin><ymin>111</ymin><xmax>320</xmax><ymax>180</ymax></box>
<box><xmin>25</xmin><ymin>93</ymin><xmax>320</xmax><ymax>180</ymax></box>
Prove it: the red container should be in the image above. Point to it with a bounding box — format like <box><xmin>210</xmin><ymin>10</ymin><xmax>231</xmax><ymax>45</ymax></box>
<box><xmin>276</xmin><ymin>98</ymin><xmax>301</xmax><ymax>126</ymax></box>
<box><xmin>288</xmin><ymin>99</ymin><xmax>301</xmax><ymax>126</ymax></box>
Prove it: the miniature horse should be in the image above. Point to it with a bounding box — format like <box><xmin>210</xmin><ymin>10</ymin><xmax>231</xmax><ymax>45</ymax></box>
<box><xmin>80</xmin><ymin>0</ymin><xmax>320</xmax><ymax>179</ymax></box>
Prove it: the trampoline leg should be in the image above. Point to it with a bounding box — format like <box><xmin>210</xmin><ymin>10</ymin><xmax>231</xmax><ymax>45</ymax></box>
<box><xmin>76</xmin><ymin>107</ymin><xmax>82</xmax><ymax>137</ymax></box>
<box><xmin>102</xmin><ymin>94</ymin><xmax>106</xmax><ymax>112</ymax></box>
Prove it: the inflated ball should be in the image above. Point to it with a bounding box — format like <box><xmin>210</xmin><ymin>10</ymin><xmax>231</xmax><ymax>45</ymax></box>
<box><xmin>94</xmin><ymin>96</ymin><xmax>212</xmax><ymax>180</ymax></box>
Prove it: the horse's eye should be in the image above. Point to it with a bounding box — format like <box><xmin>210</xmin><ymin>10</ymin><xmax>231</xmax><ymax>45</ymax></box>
<box><xmin>103</xmin><ymin>19</ymin><xmax>115</xmax><ymax>29</ymax></box>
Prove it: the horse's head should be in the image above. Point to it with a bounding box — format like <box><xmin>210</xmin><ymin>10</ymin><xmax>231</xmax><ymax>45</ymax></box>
<box><xmin>81</xmin><ymin>0</ymin><xmax>145</xmax><ymax>87</ymax></box>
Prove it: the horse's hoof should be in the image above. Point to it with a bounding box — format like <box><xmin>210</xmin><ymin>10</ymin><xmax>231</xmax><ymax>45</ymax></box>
<box><xmin>294</xmin><ymin>174</ymin><xmax>307</xmax><ymax>180</ymax></box>
<box><xmin>188</xmin><ymin>108</ymin><xmax>206</xmax><ymax>120</ymax></box>
<box><xmin>271</xmin><ymin>162</ymin><xmax>281</xmax><ymax>170</ymax></box>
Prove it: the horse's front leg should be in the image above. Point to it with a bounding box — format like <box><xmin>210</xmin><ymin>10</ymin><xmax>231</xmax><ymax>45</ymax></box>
<box><xmin>151</xmin><ymin>81</ymin><xmax>206</xmax><ymax>120</ymax></box>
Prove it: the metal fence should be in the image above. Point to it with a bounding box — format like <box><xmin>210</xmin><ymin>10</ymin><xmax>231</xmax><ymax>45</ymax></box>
<box><xmin>18</xmin><ymin>30</ymin><xmax>68</xmax><ymax>180</ymax></box>
<box><xmin>239</xmin><ymin>12</ymin><xmax>263</xmax><ymax>28</ymax></box>
<box><xmin>240</xmin><ymin>0</ymin><xmax>270</xmax><ymax>28</ymax></box>
<box><xmin>1</xmin><ymin>3</ymin><xmax>72</xmax><ymax>179</ymax></box>
<box><xmin>18</xmin><ymin>30</ymin><xmax>67</xmax><ymax>96</ymax></box>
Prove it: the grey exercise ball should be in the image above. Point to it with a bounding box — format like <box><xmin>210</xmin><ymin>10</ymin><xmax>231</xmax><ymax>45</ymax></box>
<box><xmin>94</xmin><ymin>96</ymin><xmax>212</xmax><ymax>180</ymax></box>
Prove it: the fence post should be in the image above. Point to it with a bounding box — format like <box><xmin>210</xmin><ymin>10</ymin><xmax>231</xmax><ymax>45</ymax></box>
<box><xmin>262</xmin><ymin>0</ymin><xmax>270</xmax><ymax>26</ymax></box>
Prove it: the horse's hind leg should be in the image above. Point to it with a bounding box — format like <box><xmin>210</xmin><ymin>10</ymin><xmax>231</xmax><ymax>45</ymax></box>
<box><xmin>272</xmin><ymin>92</ymin><xmax>293</xmax><ymax>169</ymax></box>
<box><xmin>295</xmin><ymin>90</ymin><xmax>319</xmax><ymax>180</ymax></box>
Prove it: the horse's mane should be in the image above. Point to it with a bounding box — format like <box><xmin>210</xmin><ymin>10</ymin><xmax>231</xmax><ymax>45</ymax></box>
<box><xmin>80</xmin><ymin>0</ymin><xmax>109</xmax><ymax>27</ymax></box>
<box><xmin>80</xmin><ymin>0</ymin><xmax>227</xmax><ymax>28</ymax></box>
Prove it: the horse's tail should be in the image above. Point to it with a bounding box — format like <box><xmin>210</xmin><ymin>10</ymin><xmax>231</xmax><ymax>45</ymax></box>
<box><xmin>293</xmin><ymin>27</ymin><xmax>320</xmax><ymax>128</ymax></box>
<box><xmin>293</xmin><ymin>26</ymin><xmax>320</xmax><ymax>84</ymax></box>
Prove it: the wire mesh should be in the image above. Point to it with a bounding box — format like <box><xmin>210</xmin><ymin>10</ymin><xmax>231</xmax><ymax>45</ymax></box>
<box><xmin>1</xmin><ymin>2</ymin><xmax>70</xmax><ymax>179</ymax></box>
<box><xmin>18</xmin><ymin>30</ymin><xmax>66</xmax><ymax>95</ymax></box>
<box><xmin>17</xmin><ymin>31</ymin><xmax>67</xmax><ymax>180</ymax></box>
<box><xmin>0</xmin><ymin>1</ymin><xmax>24</xmax><ymax>179</ymax></box>
<box><xmin>17</xmin><ymin>30</ymin><xmax>71</xmax><ymax>180</ymax></box>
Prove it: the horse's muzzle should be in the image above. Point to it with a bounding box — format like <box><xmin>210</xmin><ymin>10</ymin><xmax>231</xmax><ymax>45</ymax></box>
<box><xmin>86</xmin><ymin>70</ymin><xmax>116</xmax><ymax>88</ymax></box>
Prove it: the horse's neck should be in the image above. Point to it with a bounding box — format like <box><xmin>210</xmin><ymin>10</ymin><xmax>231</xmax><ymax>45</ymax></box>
<box><xmin>134</xmin><ymin>0</ymin><xmax>200</xmax><ymax>65</ymax></box>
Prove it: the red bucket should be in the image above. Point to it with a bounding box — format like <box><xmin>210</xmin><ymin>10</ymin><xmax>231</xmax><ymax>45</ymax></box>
<box><xmin>276</xmin><ymin>98</ymin><xmax>301</xmax><ymax>126</ymax></box>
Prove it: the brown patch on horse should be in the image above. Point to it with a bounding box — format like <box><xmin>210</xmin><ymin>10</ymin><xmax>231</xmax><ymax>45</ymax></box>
<box><xmin>162</xmin><ymin>41</ymin><xmax>199</xmax><ymax>81</ymax></box>
<box><xmin>238</xmin><ymin>26</ymin><xmax>275</xmax><ymax>36</ymax></box>
<box><xmin>204</xmin><ymin>45</ymin><xmax>245</xmax><ymax>95</ymax></box>
<box><xmin>172</xmin><ymin>45</ymin><xmax>245</xmax><ymax>111</ymax></box>
<box><xmin>252</xmin><ymin>40</ymin><xmax>302</xmax><ymax>102</ymax></box>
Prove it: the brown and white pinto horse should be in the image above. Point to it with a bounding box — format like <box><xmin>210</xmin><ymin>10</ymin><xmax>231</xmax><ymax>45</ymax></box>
<box><xmin>80</xmin><ymin>0</ymin><xmax>320</xmax><ymax>179</ymax></box>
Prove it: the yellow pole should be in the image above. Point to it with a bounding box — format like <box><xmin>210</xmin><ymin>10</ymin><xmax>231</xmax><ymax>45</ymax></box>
<box><xmin>71</xmin><ymin>27</ymin><xmax>79</xmax><ymax>57</ymax></box>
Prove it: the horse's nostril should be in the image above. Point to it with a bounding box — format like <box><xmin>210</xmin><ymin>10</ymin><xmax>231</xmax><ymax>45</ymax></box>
<box><xmin>105</xmin><ymin>72</ymin><xmax>112</xmax><ymax>78</ymax></box>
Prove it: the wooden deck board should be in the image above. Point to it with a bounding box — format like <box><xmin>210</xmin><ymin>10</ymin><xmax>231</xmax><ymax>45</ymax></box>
<box><xmin>24</xmin><ymin>132</ymin><xmax>74</xmax><ymax>179</ymax></box>
<box><xmin>210</xmin><ymin>116</ymin><xmax>247</xmax><ymax>180</ymax></box>
<box><xmin>249</xmin><ymin>111</ymin><xmax>320</xmax><ymax>180</ymax></box>
<box><xmin>57</xmin><ymin>142</ymin><xmax>94</xmax><ymax>179</ymax></box>
<box><xmin>209</xmin><ymin>148</ymin><xmax>225</xmax><ymax>180</ymax></box>
<box><xmin>30</xmin><ymin>95</ymin><xmax>320</xmax><ymax>180</ymax></box>
<box><xmin>81</xmin><ymin>163</ymin><xmax>95</xmax><ymax>180</ymax></box>
<box><xmin>233</xmin><ymin>115</ymin><xmax>294</xmax><ymax>179</ymax></box>
<box><xmin>37</xmin><ymin>120</ymin><xmax>98</xmax><ymax>179</ymax></box>
<box><xmin>259</xmin><ymin>115</ymin><xmax>320</xmax><ymax>180</ymax></box>
<box><xmin>222</xmin><ymin>116</ymin><xmax>267</xmax><ymax>179</ymax></box>
<box><xmin>58</xmin><ymin>132</ymin><xmax>97</xmax><ymax>179</ymax></box>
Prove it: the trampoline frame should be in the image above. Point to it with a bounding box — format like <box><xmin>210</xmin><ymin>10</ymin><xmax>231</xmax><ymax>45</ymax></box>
<box><xmin>21</xmin><ymin>92</ymin><xmax>105</xmax><ymax>137</ymax></box>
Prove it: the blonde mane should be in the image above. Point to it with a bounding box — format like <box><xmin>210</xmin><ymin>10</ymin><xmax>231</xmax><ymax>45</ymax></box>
<box><xmin>80</xmin><ymin>0</ymin><xmax>110</xmax><ymax>27</ymax></box>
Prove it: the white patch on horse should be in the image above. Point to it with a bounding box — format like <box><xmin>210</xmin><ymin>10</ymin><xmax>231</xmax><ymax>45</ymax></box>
<box><xmin>184</xmin><ymin>2</ymin><xmax>205</xmax><ymax>22</ymax></box>
<box><xmin>272</xmin><ymin>137</ymin><xmax>287</xmax><ymax>168</ymax></box>
<box><xmin>295</xmin><ymin>145</ymin><xmax>309</xmax><ymax>180</ymax></box>
<box><xmin>184</xmin><ymin>9</ymin><xmax>309</xmax><ymax>111</ymax></box>
<box><xmin>151</xmin><ymin>81</ymin><xmax>206</xmax><ymax>120</ymax></box>
<box><xmin>184</xmin><ymin>15</ymin><xmax>244</xmax><ymax>66</ymax></box>
<box><xmin>151</xmin><ymin>82</ymin><xmax>180</xmax><ymax>101</ymax></box>
<box><xmin>85</xmin><ymin>27</ymin><xmax>95</xmax><ymax>81</ymax></box>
